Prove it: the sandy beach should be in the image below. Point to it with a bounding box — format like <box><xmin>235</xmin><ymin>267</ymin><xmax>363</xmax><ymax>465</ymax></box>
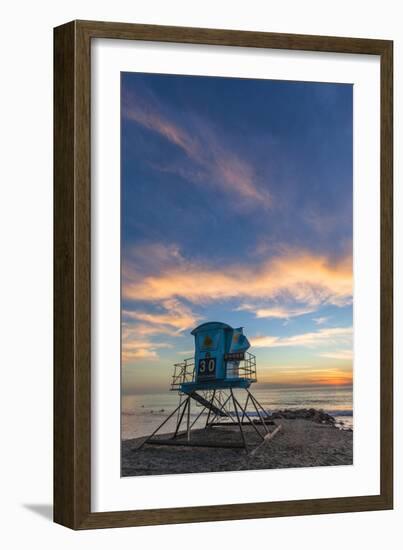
<box><xmin>122</xmin><ymin>409</ymin><xmax>353</xmax><ymax>477</ymax></box>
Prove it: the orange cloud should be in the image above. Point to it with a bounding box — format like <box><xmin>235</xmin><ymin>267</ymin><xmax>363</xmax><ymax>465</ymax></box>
<box><xmin>122</xmin><ymin>346</ymin><xmax>159</xmax><ymax>361</ymax></box>
<box><xmin>123</xmin><ymin>299</ymin><xmax>199</xmax><ymax>334</ymax></box>
<box><xmin>122</xmin><ymin>322</ymin><xmax>175</xmax><ymax>337</ymax></box>
<box><xmin>121</xmin><ymin>297</ymin><xmax>199</xmax><ymax>364</ymax></box>
<box><xmin>123</xmin><ymin>246</ymin><xmax>352</xmax><ymax>309</ymax></box>
<box><xmin>122</xmin><ymin>325</ymin><xmax>173</xmax><ymax>364</ymax></box>
<box><xmin>122</xmin><ymin>339</ymin><xmax>172</xmax><ymax>363</ymax></box>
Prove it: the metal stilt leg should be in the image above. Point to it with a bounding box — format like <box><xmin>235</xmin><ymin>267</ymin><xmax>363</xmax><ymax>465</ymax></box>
<box><xmin>230</xmin><ymin>389</ymin><xmax>248</xmax><ymax>451</ymax></box>
<box><xmin>232</xmin><ymin>392</ymin><xmax>265</xmax><ymax>441</ymax></box>
<box><xmin>172</xmin><ymin>396</ymin><xmax>190</xmax><ymax>439</ymax></box>
<box><xmin>205</xmin><ymin>390</ymin><xmax>216</xmax><ymax>427</ymax></box>
<box><xmin>240</xmin><ymin>393</ymin><xmax>250</xmax><ymax>423</ymax></box>
<box><xmin>187</xmin><ymin>397</ymin><xmax>191</xmax><ymax>441</ymax></box>
<box><xmin>247</xmin><ymin>391</ymin><xmax>270</xmax><ymax>434</ymax></box>
<box><xmin>207</xmin><ymin>392</ymin><xmax>235</xmax><ymax>426</ymax></box>
<box><xmin>137</xmin><ymin>398</ymin><xmax>188</xmax><ymax>450</ymax></box>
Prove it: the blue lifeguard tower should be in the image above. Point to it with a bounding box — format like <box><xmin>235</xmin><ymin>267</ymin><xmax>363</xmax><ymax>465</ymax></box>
<box><xmin>183</xmin><ymin>321</ymin><xmax>254</xmax><ymax>392</ymax></box>
<box><xmin>140</xmin><ymin>322</ymin><xmax>279</xmax><ymax>452</ymax></box>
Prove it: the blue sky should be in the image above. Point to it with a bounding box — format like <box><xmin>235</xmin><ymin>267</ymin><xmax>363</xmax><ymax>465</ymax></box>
<box><xmin>121</xmin><ymin>72</ymin><xmax>353</xmax><ymax>395</ymax></box>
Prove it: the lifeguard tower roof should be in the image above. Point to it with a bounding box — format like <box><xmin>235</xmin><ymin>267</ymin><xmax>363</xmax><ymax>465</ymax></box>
<box><xmin>191</xmin><ymin>321</ymin><xmax>232</xmax><ymax>335</ymax></box>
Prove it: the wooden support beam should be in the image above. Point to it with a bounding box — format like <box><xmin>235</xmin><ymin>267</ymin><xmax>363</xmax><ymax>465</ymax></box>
<box><xmin>249</xmin><ymin>425</ymin><xmax>282</xmax><ymax>457</ymax></box>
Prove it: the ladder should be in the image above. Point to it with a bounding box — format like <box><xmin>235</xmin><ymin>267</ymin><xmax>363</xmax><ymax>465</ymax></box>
<box><xmin>184</xmin><ymin>390</ymin><xmax>227</xmax><ymax>417</ymax></box>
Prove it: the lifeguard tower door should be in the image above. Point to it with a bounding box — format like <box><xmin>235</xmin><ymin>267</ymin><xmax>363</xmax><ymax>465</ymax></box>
<box><xmin>194</xmin><ymin>322</ymin><xmax>229</xmax><ymax>384</ymax></box>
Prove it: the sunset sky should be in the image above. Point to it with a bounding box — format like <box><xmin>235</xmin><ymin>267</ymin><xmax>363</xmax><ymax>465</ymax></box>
<box><xmin>121</xmin><ymin>72</ymin><xmax>353</xmax><ymax>395</ymax></box>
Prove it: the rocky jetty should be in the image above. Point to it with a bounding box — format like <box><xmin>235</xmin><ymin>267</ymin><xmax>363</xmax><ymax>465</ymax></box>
<box><xmin>270</xmin><ymin>408</ymin><xmax>336</xmax><ymax>425</ymax></box>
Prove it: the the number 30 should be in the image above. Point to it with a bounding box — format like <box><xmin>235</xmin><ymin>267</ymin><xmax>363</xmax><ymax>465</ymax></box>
<box><xmin>199</xmin><ymin>358</ymin><xmax>215</xmax><ymax>375</ymax></box>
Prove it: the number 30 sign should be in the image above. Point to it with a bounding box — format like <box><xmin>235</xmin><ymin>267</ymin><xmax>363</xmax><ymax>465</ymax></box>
<box><xmin>198</xmin><ymin>358</ymin><xmax>216</xmax><ymax>377</ymax></box>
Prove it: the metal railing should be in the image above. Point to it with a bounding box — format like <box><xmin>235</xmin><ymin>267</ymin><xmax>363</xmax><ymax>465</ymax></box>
<box><xmin>239</xmin><ymin>351</ymin><xmax>257</xmax><ymax>382</ymax></box>
<box><xmin>170</xmin><ymin>357</ymin><xmax>195</xmax><ymax>391</ymax></box>
<box><xmin>170</xmin><ymin>352</ymin><xmax>257</xmax><ymax>391</ymax></box>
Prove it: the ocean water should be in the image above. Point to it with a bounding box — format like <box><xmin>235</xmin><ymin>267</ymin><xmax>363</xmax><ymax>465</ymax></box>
<box><xmin>122</xmin><ymin>385</ymin><xmax>353</xmax><ymax>440</ymax></box>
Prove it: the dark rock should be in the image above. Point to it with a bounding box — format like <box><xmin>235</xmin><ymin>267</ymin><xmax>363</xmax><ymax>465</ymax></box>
<box><xmin>270</xmin><ymin>408</ymin><xmax>336</xmax><ymax>425</ymax></box>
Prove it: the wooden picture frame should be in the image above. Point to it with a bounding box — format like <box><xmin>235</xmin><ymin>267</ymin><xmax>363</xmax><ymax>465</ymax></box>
<box><xmin>54</xmin><ymin>20</ymin><xmax>393</xmax><ymax>529</ymax></box>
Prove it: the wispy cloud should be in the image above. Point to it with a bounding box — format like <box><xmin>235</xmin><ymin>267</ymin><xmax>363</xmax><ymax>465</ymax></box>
<box><xmin>250</xmin><ymin>326</ymin><xmax>352</xmax><ymax>349</ymax></box>
<box><xmin>313</xmin><ymin>316</ymin><xmax>330</xmax><ymax>325</ymax></box>
<box><xmin>304</xmin><ymin>204</ymin><xmax>352</xmax><ymax>238</ymax></box>
<box><xmin>123</xmin><ymin>299</ymin><xmax>199</xmax><ymax>334</ymax></box>
<box><xmin>122</xmin><ymin>337</ymin><xmax>172</xmax><ymax>363</ymax></box>
<box><xmin>237</xmin><ymin>303</ymin><xmax>316</xmax><ymax>320</ymax></box>
<box><xmin>122</xmin><ymin>91</ymin><xmax>272</xmax><ymax>208</ymax></box>
<box><xmin>123</xmin><ymin>244</ymin><xmax>352</xmax><ymax>309</ymax></box>
<box><xmin>122</xmin><ymin>322</ymin><xmax>174</xmax><ymax>338</ymax></box>
<box><xmin>122</xmin><ymin>298</ymin><xmax>199</xmax><ymax>365</ymax></box>
<box><xmin>123</xmin><ymin>93</ymin><xmax>199</xmax><ymax>158</ymax></box>
<box><xmin>318</xmin><ymin>349</ymin><xmax>353</xmax><ymax>360</ymax></box>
